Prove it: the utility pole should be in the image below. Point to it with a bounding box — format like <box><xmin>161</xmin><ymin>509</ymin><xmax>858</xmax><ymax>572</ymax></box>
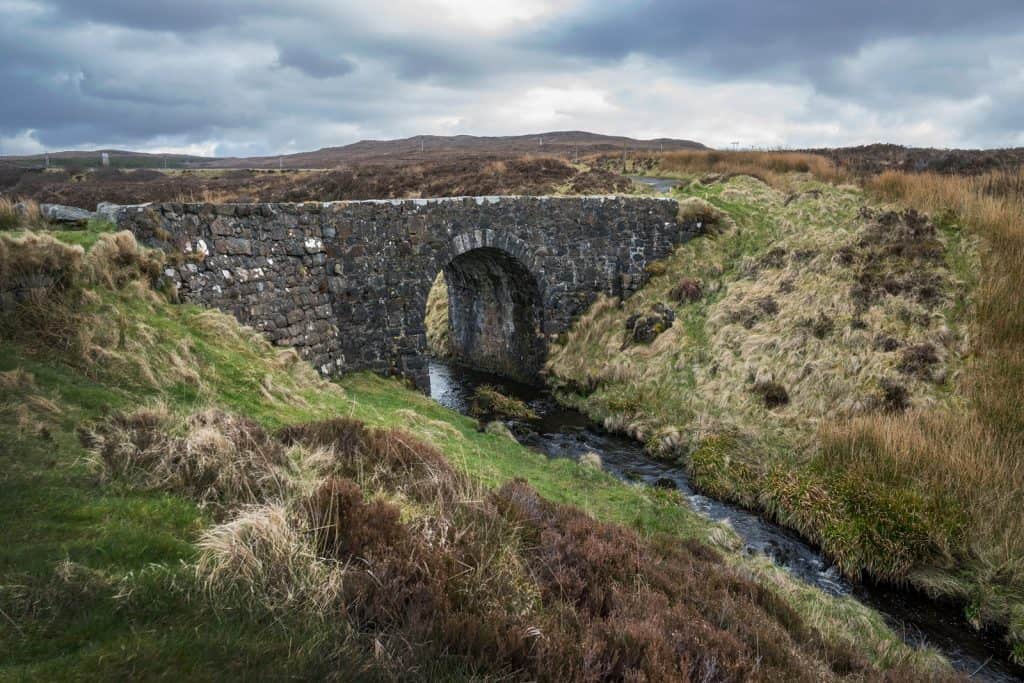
<box><xmin>278</xmin><ymin>155</ymin><xmax>283</xmax><ymax>170</ymax></box>
<box><xmin>45</xmin><ymin>152</ymin><xmax>50</xmax><ymax>169</ymax></box>
<box><xmin>622</xmin><ymin>142</ymin><xmax>627</xmax><ymax>173</ymax></box>
<box><xmin>420</xmin><ymin>138</ymin><xmax>425</xmax><ymax>153</ymax></box>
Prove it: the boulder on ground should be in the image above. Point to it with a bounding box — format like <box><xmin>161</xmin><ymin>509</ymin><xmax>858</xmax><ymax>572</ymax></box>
<box><xmin>40</xmin><ymin>203</ymin><xmax>95</xmax><ymax>225</ymax></box>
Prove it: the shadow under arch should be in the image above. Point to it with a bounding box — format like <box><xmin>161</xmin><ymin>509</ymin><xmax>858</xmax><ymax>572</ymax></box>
<box><xmin>438</xmin><ymin>230</ymin><xmax>545</xmax><ymax>383</ymax></box>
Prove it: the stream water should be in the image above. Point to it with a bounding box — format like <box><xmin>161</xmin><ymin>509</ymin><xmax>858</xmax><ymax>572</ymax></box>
<box><xmin>428</xmin><ymin>359</ymin><xmax>1023</xmax><ymax>682</ymax></box>
<box><xmin>630</xmin><ymin>175</ymin><xmax>681</xmax><ymax>193</ymax></box>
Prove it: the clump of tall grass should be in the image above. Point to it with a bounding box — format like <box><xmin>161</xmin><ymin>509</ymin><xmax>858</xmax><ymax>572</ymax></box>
<box><xmin>278</xmin><ymin>416</ymin><xmax>470</xmax><ymax>505</ymax></box>
<box><xmin>0</xmin><ymin>197</ymin><xmax>46</xmax><ymax>231</ymax></box>
<box><xmin>823</xmin><ymin>169</ymin><xmax>1024</xmax><ymax>654</ymax></box>
<box><xmin>424</xmin><ymin>271</ymin><xmax>452</xmax><ymax>358</ymax></box>
<box><xmin>83</xmin><ymin>405</ymin><xmax>295</xmax><ymax>506</ymax></box>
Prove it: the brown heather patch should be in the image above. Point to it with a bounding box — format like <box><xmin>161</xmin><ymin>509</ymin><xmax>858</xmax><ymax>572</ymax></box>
<box><xmin>203</xmin><ymin>454</ymin><xmax>942</xmax><ymax>681</ymax></box>
<box><xmin>301</xmin><ymin>476</ymin><xmax>407</xmax><ymax>560</ymax></box>
<box><xmin>668</xmin><ymin>276</ymin><xmax>703</xmax><ymax>303</ymax></box>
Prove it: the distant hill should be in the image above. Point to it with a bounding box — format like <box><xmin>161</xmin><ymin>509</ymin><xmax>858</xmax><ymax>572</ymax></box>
<box><xmin>1</xmin><ymin>132</ymin><xmax>706</xmax><ymax>170</ymax></box>
<box><xmin>204</xmin><ymin>131</ymin><xmax>707</xmax><ymax>169</ymax></box>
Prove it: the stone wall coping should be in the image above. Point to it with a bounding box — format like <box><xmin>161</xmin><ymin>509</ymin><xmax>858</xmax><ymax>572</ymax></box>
<box><xmin>107</xmin><ymin>194</ymin><xmax>677</xmax><ymax>215</ymax></box>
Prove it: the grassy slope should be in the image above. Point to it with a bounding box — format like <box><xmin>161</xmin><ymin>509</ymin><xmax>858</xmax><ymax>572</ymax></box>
<box><xmin>0</xmin><ymin>231</ymin><xmax>945</xmax><ymax>677</ymax></box>
<box><xmin>545</xmin><ymin>171</ymin><xmax>1024</xmax><ymax>653</ymax></box>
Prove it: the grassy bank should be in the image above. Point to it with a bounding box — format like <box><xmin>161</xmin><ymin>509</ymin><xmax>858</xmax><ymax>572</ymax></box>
<box><xmin>544</xmin><ymin>157</ymin><xmax>1024</xmax><ymax>660</ymax></box>
<box><xmin>0</xmin><ymin>227</ymin><xmax>952</xmax><ymax>679</ymax></box>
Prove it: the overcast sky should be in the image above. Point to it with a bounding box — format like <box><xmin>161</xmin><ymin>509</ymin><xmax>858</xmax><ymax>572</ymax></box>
<box><xmin>2</xmin><ymin>0</ymin><xmax>1022</xmax><ymax>156</ymax></box>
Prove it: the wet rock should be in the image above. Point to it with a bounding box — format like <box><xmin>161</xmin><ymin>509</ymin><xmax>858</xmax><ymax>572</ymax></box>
<box><xmin>653</xmin><ymin>476</ymin><xmax>678</xmax><ymax>489</ymax></box>
<box><xmin>623</xmin><ymin>303</ymin><xmax>675</xmax><ymax>347</ymax></box>
<box><xmin>763</xmin><ymin>540</ymin><xmax>794</xmax><ymax>566</ymax></box>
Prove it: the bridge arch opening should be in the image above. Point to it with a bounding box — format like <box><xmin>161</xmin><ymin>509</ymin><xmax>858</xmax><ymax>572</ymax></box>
<box><xmin>427</xmin><ymin>247</ymin><xmax>545</xmax><ymax>383</ymax></box>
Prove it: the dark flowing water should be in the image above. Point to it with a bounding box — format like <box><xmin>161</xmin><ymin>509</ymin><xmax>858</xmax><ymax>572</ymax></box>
<box><xmin>630</xmin><ymin>175</ymin><xmax>680</xmax><ymax>193</ymax></box>
<box><xmin>428</xmin><ymin>359</ymin><xmax>1023</xmax><ymax>681</ymax></box>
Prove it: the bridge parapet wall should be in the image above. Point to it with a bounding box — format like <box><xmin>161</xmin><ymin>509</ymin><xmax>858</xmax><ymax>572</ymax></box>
<box><xmin>116</xmin><ymin>195</ymin><xmax>701</xmax><ymax>388</ymax></box>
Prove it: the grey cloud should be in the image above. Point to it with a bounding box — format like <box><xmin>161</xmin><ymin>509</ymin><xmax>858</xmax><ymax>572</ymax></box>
<box><xmin>0</xmin><ymin>0</ymin><xmax>1022</xmax><ymax>154</ymax></box>
<box><xmin>36</xmin><ymin>0</ymin><xmax>264</xmax><ymax>32</ymax></box>
<box><xmin>534</xmin><ymin>0</ymin><xmax>1024</xmax><ymax>78</ymax></box>
<box><xmin>276</xmin><ymin>46</ymin><xmax>356</xmax><ymax>79</ymax></box>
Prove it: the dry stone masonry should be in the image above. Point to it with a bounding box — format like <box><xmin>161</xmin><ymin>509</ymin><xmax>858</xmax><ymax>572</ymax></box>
<box><xmin>116</xmin><ymin>196</ymin><xmax>703</xmax><ymax>389</ymax></box>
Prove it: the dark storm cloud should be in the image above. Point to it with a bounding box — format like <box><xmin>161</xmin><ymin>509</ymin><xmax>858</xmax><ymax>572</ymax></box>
<box><xmin>0</xmin><ymin>0</ymin><xmax>1022</xmax><ymax>153</ymax></box>
<box><xmin>276</xmin><ymin>46</ymin><xmax>357</xmax><ymax>79</ymax></box>
<box><xmin>534</xmin><ymin>0</ymin><xmax>1024</xmax><ymax>79</ymax></box>
<box><xmin>36</xmin><ymin>0</ymin><xmax>264</xmax><ymax>32</ymax></box>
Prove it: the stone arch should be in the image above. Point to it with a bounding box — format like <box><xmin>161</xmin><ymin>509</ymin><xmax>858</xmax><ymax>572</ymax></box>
<box><xmin>436</xmin><ymin>230</ymin><xmax>546</xmax><ymax>383</ymax></box>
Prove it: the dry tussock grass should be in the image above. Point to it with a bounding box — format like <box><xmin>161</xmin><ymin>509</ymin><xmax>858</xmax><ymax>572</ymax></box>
<box><xmin>658</xmin><ymin>150</ymin><xmax>845</xmax><ymax>188</ymax></box>
<box><xmin>424</xmin><ymin>271</ymin><xmax>452</xmax><ymax>357</ymax></box>
<box><xmin>172</xmin><ymin>188</ymin><xmax>235</xmax><ymax>204</ymax></box>
<box><xmin>196</xmin><ymin>503</ymin><xmax>348</xmax><ymax>614</ymax></box>
<box><xmin>826</xmin><ymin>170</ymin><xmax>1024</xmax><ymax>642</ymax></box>
<box><xmin>0</xmin><ymin>367</ymin><xmax>62</xmax><ymax>440</ymax></box>
<box><xmin>0</xmin><ymin>197</ymin><xmax>46</xmax><ymax>230</ymax></box>
<box><xmin>84</xmin><ymin>405</ymin><xmax>295</xmax><ymax>506</ymax></box>
<box><xmin>279</xmin><ymin>417</ymin><xmax>470</xmax><ymax>506</ymax></box>
<box><xmin>551</xmin><ymin>176</ymin><xmax>965</xmax><ymax>448</ymax></box>
<box><xmin>84</xmin><ymin>230</ymin><xmax>164</xmax><ymax>289</ymax></box>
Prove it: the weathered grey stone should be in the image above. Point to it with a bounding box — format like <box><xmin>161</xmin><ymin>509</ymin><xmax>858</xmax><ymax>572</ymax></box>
<box><xmin>40</xmin><ymin>203</ymin><xmax>95</xmax><ymax>224</ymax></box>
<box><xmin>116</xmin><ymin>196</ymin><xmax>703</xmax><ymax>390</ymax></box>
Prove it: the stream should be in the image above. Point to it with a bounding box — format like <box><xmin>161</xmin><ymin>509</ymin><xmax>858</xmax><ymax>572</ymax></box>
<box><xmin>428</xmin><ymin>359</ymin><xmax>1023</xmax><ymax>682</ymax></box>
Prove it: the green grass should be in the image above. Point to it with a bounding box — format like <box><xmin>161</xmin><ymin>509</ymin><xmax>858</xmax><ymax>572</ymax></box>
<box><xmin>6</xmin><ymin>219</ymin><xmax>116</xmax><ymax>251</ymax></box>
<box><xmin>544</xmin><ymin>171</ymin><xmax>1002</xmax><ymax>646</ymax></box>
<box><xmin>0</xmin><ymin>236</ymin><xmax>949</xmax><ymax>676</ymax></box>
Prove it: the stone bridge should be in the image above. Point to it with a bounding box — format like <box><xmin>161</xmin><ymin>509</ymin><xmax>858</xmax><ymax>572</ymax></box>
<box><xmin>116</xmin><ymin>196</ymin><xmax>702</xmax><ymax>389</ymax></box>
